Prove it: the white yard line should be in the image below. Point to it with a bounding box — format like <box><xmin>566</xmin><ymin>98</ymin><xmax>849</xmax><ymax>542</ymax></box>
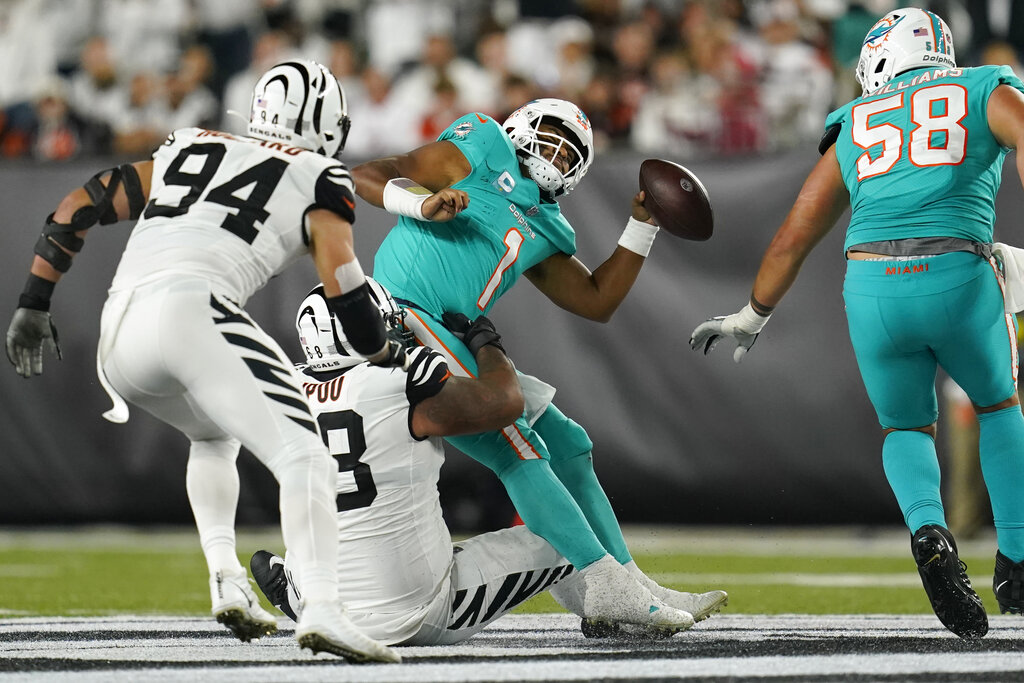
<box><xmin>0</xmin><ymin>524</ymin><xmax>1000</xmax><ymax>556</ymax></box>
<box><xmin>2</xmin><ymin>615</ymin><xmax>1024</xmax><ymax>682</ymax></box>
<box><xmin>647</xmin><ymin>571</ymin><xmax>923</xmax><ymax>587</ymax></box>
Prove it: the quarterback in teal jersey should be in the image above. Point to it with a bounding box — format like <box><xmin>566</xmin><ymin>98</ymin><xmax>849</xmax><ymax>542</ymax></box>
<box><xmin>692</xmin><ymin>7</ymin><xmax>1024</xmax><ymax>639</ymax></box>
<box><xmin>354</xmin><ymin>98</ymin><xmax>727</xmax><ymax>635</ymax></box>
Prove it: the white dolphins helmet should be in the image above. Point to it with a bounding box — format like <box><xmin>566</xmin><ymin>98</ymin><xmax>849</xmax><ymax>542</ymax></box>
<box><xmin>248</xmin><ymin>60</ymin><xmax>351</xmax><ymax>158</ymax></box>
<box><xmin>502</xmin><ymin>98</ymin><xmax>595</xmax><ymax>196</ymax></box>
<box><xmin>856</xmin><ymin>8</ymin><xmax>955</xmax><ymax>97</ymax></box>
<box><xmin>296</xmin><ymin>278</ymin><xmax>412</xmax><ymax>371</ymax></box>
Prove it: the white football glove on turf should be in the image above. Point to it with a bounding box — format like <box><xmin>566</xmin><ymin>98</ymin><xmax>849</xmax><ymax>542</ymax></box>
<box><xmin>689</xmin><ymin>303</ymin><xmax>771</xmax><ymax>363</ymax></box>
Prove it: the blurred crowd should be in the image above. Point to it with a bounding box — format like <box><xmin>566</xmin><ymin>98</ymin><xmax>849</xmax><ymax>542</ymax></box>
<box><xmin>0</xmin><ymin>0</ymin><xmax>1022</xmax><ymax>163</ymax></box>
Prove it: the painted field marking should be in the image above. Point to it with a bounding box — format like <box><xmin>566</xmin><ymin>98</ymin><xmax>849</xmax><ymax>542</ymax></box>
<box><xmin>651</xmin><ymin>572</ymin><xmax>922</xmax><ymax>587</ymax></box>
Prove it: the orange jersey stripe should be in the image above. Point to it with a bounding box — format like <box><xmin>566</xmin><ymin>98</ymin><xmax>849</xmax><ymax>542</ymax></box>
<box><xmin>405</xmin><ymin>307</ymin><xmax>476</xmax><ymax>377</ymax></box>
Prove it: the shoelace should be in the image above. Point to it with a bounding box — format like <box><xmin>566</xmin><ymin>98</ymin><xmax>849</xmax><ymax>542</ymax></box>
<box><xmin>957</xmin><ymin>560</ymin><xmax>973</xmax><ymax>588</ymax></box>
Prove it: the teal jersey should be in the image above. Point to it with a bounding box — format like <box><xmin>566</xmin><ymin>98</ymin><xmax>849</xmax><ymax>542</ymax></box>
<box><xmin>825</xmin><ymin>65</ymin><xmax>1024</xmax><ymax>251</ymax></box>
<box><xmin>373</xmin><ymin>113</ymin><xmax>577</xmax><ymax>318</ymax></box>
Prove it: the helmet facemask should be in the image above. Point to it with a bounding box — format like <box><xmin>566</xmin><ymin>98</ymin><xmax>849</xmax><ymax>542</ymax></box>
<box><xmin>503</xmin><ymin>98</ymin><xmax>594</xmax><ymax>197</ymax></box>
<box><xmin>296</xmin><ymin>279</ymin><xmax>412</xmax><ymax>372</ymax></box>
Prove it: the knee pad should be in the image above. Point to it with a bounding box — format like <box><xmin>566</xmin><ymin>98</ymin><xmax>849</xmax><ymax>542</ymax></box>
<box><xmin>533</xmin><ymin>404</ymin><xmax>593</xmax><ymax>460</ymax></box>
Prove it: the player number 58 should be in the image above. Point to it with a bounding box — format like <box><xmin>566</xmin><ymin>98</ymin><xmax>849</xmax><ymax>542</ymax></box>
<box><xmin>851</xmin><ymin>84</ymin><xmax>967</xmax><ymax>181</ymax></box>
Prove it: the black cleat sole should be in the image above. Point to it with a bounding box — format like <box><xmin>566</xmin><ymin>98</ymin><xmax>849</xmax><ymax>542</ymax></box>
<box><xmin>913</xmin><ymin>525</ymin><xmax>988</xmax><ymax>640</ymax></box>
<box><xmin>580</xmin><ymin>618</ymin><xmax>682</xmax><ymax>640</ymax></box>
<box><xmin>298</xmin><ymin>633</ymin><xmax>381</xmax><ymax>663</ymax></box>
<box><xmin>918</xmin><ymin>562</ymin><xmax>988</xmax><ymax>638</ymax></box>
<box><xmin>215</xmin><ymin>608</ymin><xmax>278</xmax><ymax>642</ymax></box>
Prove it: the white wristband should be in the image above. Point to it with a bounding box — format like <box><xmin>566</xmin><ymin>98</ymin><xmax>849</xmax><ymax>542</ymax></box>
<box><xmin>382</xmin><ymin>178</ymin><xmax>430</xmax><ymax>221</ymax></box>
<box><xmin>734</xmin><ymin>303</ymin><xmax>771</xmax><ymax>335</ymax></box>
<box><xmin>617</xmin><ymin>216</ymin><xmax>659</xmax><ymax>257</ymax></box>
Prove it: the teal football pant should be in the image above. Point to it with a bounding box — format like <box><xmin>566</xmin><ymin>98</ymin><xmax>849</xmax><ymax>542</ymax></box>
<box><xmin>402</xmin><ymin>304</ymin><xmax>631</xmax><ymax>568</ymax></box>
<box><xmin>844</xmin><ymin>251</ymin><xmax>1024</xmax><ymax>556</ymax></box>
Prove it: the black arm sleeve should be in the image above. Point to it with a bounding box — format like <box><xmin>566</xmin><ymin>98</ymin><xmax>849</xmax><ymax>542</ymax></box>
<box><xmin>326</xmin><ymin>283</ymin><xmax>387</xmax><ymax>356</ymax></box>
<box><xmin>818</xmin><ymin>124</ymin><xmax>841</xmax><ymax>156</ymax></box>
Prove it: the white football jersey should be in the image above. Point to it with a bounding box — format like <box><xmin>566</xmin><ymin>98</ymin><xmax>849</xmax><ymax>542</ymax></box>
<box><xmin>109</xmin><ymin>127</ymin><xmax>356</xmax><ymax>305</ymax></box>
<box><xmin>299</xmin><ymin>345</ymin><xmax>454</xmax><ymax>641</ymax></box>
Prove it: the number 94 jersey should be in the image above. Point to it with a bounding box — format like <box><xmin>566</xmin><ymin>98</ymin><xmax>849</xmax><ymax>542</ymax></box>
<box><xmin>110</xmin><ymin>127</ymin><xmax>356</xmax><ymax>305</ymax></box>
<box><xmin>826</xmin><ymin>65</ymin><xmax>1024</xmax><ymax>252</ymax></box>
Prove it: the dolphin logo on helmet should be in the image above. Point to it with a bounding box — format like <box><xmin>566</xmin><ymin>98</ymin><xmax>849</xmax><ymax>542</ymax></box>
<box><xmin>855</xmin><ymin>8</ymin><xmax>955</xmax><ymax>97</ymax></box>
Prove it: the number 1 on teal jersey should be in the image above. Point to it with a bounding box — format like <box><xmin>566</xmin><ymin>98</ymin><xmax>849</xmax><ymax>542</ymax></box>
<box><xmin>478</xmin><ymin>229</ymin><xmax>525</xmax><ymax>310</ymax></box>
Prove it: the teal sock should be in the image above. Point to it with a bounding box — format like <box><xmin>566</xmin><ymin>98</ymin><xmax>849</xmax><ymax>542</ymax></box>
<box><xmin>978</xmin><ymin>405</ymin><xmax>1024</xmax><ymax>562</ymax></box>
<box><xmin>497</xmin><ymin>458</ymin><xmax>607</xmax><ymax>569</ymax></box>
<box><xmin>549</xmin><ymin>451</ymin><xmax>631</xmax><ymax>565</ymax></box>
<box><xmin>881</xmin><ymin>430</ymin><xmax>945</xmax><ymax>533</ymax></box>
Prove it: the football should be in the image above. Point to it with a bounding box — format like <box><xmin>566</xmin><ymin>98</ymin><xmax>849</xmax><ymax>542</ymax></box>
<box><xmin>638</xmin><ymin>159</ymin><xmax>714</xmax><ymax>241</ymax></box>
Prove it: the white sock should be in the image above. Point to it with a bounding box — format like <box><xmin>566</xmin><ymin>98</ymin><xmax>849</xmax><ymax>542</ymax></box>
<box><xmin>186</xmin><ymin>439</ymin><xmax>243</xmax><ymax>574</ymax></box>
<box><xmin>271</xmin><ymin>448</ymin><xmax>340</xmax><ymax>604</ymax></box>
<box><xmin>623</xmin><ymin>560</ymin><xmax>650</xmax><ymax>585</ymax></box>
<box><xmin>548</xmin><ymin>554</ymin><xmax>616</xmax><ymax>615</ymax></box>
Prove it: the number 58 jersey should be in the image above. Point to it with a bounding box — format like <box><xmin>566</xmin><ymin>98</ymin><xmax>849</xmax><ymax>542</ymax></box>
<box><xmin>826</xmin><ymin>65</ymin><xmax>1024</xmax><ymax>251</ymax></box>
<box><xmin>110</xmin><ymin>128</ymin><xmax>356</xmax><ymax>305</ymax></box>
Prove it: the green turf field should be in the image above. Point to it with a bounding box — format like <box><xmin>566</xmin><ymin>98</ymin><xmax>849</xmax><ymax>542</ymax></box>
<box><xmin>0</xmin><ymin>526</ymin><xmax>1005</xmax><ymax>618</ymax></box>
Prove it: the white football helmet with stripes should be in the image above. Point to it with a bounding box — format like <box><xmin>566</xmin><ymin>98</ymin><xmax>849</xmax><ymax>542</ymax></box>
<box><xmin>856</xmin><ymin>8</ymin><xmax>955</xmax><ymax>96</ymax></box>
<box><xmin>296</xmin><ymin>278</ymin><xmax>413</xmax><ymax>371</ymax></box>
<box><xmin>248</xmin><ymin>60</ymin><xmax>352</xmax><ymax>158</ymax></box>
<box><xmin>502</xmin><ymin>98</ymin><xmax>594</xmax><ymax>197</ymax></box>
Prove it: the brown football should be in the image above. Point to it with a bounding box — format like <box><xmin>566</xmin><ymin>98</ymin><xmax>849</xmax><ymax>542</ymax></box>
<box><xmin>638</xmin><ymin>159</ymin><xmax>714</xmax><ymax>241</ymax></box>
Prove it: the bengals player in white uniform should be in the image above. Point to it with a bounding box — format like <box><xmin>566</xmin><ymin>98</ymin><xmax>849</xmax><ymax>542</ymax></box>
<box><xmin>4</xmin><ymin>61</ymin><xmax>403</xmax><ymax>663</ymax></box>
<box><xmin>251</xmin><ymin>280</ymin><xmax>584</xmax><ymax>645</ymax></box>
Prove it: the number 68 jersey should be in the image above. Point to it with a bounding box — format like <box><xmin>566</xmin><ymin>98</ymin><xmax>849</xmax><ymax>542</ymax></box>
<box><xmin>825</xmin><ymin>65</ymin><xmax>1024</xmax><ymax>252</ymax></box>
<box><xmin>109</xmin><ymin>127</ymin><xmax>356</xmax><ymax>305</ymax></box>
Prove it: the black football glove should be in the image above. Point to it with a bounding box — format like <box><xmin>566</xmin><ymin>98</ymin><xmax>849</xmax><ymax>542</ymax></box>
<box><xmin>441</xmin><ymin>312</ymin><xmax>506</xmax><ymax>356</ymax></box>
<box><xmin>368</xmin><ymin>338</ymin><xmax>411</xmax><ymax>371</ymax></box>
<box><xmin>6</xmin><ymin>307</ymin><xmax>62</xmax><ymax>378</ymax></box>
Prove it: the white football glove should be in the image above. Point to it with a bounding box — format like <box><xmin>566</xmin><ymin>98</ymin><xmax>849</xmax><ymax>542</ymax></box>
<box><xmin>689</xmin><ymin>303</ymin><xmax>771</xmax><ymax>363</ymax></box>
<box><xmin>6</xmin><ymin>307</ymin><xmax>62</xmax><ymax>378</ymax></box>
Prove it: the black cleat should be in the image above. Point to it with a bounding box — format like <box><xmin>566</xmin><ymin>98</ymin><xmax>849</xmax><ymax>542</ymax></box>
<box><xmin>250</xmin><ymin>550</ymin><xmax>298</xmax><ymax>621</ymax></box>
<box><xmin>993</xmin><ymin>551</ymin><xmax>1024</xmax><ymax>615</ymax></box>
<box><xmin>912</xmin><ymin>524</ymin><xmax>988</xmax><ymax>639</ymax></box>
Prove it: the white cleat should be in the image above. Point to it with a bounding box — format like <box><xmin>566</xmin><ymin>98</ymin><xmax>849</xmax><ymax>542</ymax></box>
<box><xmin>296</xmin><ymin>600</ymin><xmax>401</xmax><ymax>664</ymax></box>
<box><xmin>551</xmin><ymin>555</ymin><xmax>694</xmax><ymax>638</ymax></box>
<box><xmin>625</xmin><ymin>560</ymin><xmax>728</xmax><ymax>622</ymax></box>
<box><xmin>647</xmin><ymin>587</ymin><xmax>728</xmax><ymax>622</ymax></box>
<box><xmin>210</xmin><ymin>568</ymin><xmax>279</xmax><ymax>642</ymax></box>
